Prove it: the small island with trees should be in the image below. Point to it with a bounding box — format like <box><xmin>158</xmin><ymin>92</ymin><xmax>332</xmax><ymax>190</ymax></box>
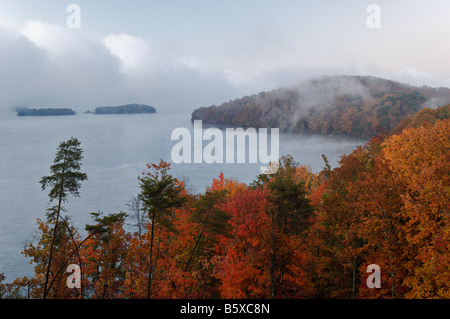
<box><xmin>87</xmin><ymin>103</ymin><xmax>156</xmax><ymax>115</ymax></box>
<box><xmin>16</xmin><ymin>108</ymin><xmax>76</xmax><ymax>116</ymax></box>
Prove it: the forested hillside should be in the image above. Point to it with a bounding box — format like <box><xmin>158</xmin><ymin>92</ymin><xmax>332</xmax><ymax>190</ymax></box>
<box><xmin>191</xmin><ymin>76</ymin><xmax>450</xmax><ymax>138</ymax></box>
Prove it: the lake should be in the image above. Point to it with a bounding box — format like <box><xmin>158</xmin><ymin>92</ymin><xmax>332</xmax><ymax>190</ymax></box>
<box><xmin>0</xmin><ymin>110</ymin><xmax>365</xmax><ymax>283</ymax></box>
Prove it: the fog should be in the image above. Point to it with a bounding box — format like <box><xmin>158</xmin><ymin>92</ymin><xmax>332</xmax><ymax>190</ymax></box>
<box><xmin>1</xmin><ymin>1</ymin><xmax>450</xmax><ymax>115</ymax></box>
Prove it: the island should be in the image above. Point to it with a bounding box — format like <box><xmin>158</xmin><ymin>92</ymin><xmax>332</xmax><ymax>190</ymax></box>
<box><xmin>16</xmin><ymin>108</ymin><xmax>76</xmax><ymax>116</ymax></box>
<box><xmin>88</xmin><ymin>103</ymin><xmax>156</xmax><ymax>115</ymax></box>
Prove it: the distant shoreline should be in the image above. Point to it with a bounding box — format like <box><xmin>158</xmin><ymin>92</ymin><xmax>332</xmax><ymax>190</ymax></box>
<box><xmin>16</xmin><ymin>104</ymin><xmax>157</xmax><ymax>116</ymax></box>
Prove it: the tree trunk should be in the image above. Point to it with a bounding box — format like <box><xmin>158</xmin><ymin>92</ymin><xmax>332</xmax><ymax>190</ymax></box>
<box><xmin>147</xmin><ymin>211</ymin><xmax>156</xmax><ymax>299</ymax></box>
<box><xmin>270</xmin><ymin>217</ymin><xmax>276</xmax><ymax>299</ymax></box>
<box><xmin>184</xmin><ymin>208</ymin><xmax>210</xmax><ymax>273</ymax></box>
<box><xmin>352</xmin><ymin>257</ymin><xmax>357</xmax><ymax>299</ymax></box>
<box><xmin>43</xmin><ymin>164</ymin><xmax>65</xmax><ymax>299</ymax></box>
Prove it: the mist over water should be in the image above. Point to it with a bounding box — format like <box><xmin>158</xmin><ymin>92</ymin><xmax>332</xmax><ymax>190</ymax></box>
<box><xmin>0</xmin><ymin>111</ymin><xmax>365</xmax><ymax>282</ymax></box>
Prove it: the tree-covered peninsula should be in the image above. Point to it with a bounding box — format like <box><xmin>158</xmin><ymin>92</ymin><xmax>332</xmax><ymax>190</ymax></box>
<box><xmin>191</xmin><ymin>75</ymin><xmax>450</xmax><ymax>139</ymax></box>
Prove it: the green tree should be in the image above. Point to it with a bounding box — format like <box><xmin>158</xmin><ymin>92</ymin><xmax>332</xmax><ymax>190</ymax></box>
<box><xmin>264</xmin><ymin>155</ymin><xmax>313</xmax><ymax>298</ymax></box>
<box><xmin>138</xmin><ymin>160</ymin><xmax>187</xmax><ymax>299</ymax></box>
<box><xmin>40</xmin><ymin>137</ymin><xmax>87</xmax><ymax>299</ymax></box>
<box><xmin>184</xmin><ymin>189</ymin><xmax>230</xmax><ymax>271</ymax></box>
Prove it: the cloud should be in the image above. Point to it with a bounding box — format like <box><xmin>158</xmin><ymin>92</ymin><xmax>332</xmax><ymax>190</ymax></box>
<box><xmin>391</xmin><ymin>67</ymin><xmax>450</xmax><ymax>88</ymax></box>
<box><xmin>103</xmin><ymin>33</ymin><xmax>152</xmax><ymax>73</ymax></box>
<box><xmin>2</xmin><ymin>16</ymin><xmax>450</xmax><ymax>115</ymax></box>
<box><xmin>0</xmin><ymin>25</ymin><xmax>46</xmax><ymax>109</ymax></box>
<box><xmin>0</xmin><ymin>21</ymin><xmax>127</xmax><ymax>111</ymax></box>
<box><xmin>22</xmin><ymin>20</ymin><xmax>78</xmax><ymax>55</ymax></box>
<box><xmin>0</xmin><ymin>21</ymin><xmax>240</xmax><ymax>113</ymax></box>
<box><xmin>173</xmin><ymin>57</ymin><xmax>207</xmax><ymax>73</ymax></box>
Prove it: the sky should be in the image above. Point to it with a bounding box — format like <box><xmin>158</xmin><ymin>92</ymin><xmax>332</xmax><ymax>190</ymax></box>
<box><xmin>1</xmin><ymin>0</ymin><xmax>450</xmax><ymax>113</ymax></box>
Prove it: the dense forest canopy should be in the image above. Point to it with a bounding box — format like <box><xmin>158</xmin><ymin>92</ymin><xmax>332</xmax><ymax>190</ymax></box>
<box><xmin>192</xmin><ymin>75</ymin><xmax>450</xmax><ymax>138</ymax></box>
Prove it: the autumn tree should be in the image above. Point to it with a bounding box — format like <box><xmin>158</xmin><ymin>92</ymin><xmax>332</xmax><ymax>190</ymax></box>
<box><xmin>212</xmin><ymin>188</ymin><xmax>271</xmax><ymax>298</ymax></box>
<box><xmin>351</xmin><ymin>143</ymin><xmax>410</xmax><ymax>299</ymax></box>
<box><xmin>15</xmin><ymin>217</ymin><xmax>82</xmax><ymax>299</ymax></box>
<box><xmin>382</xmin><ymin>119</ymin><xmax>450</xmax><ymax>298</ymax></box>
<box><xmin>0</xmin><ymin>273</ymin><xmax>23</xmax><ymax>299</ymax></box>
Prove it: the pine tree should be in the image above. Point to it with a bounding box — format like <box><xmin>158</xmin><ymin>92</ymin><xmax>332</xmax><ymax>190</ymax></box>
<box><xmin>138</xmin><ymin>160</ymin><xmax>187</xmax><ymax>299</ymax></box>
<box><xmin>40</xmin><ymin>137</ymin><xmax>87</xmax><ymax>299</ymax></box>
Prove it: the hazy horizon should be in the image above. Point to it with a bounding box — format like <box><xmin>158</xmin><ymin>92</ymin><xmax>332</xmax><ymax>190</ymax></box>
<box><xmin>1</xmin><ymin>1</ymin><xmax>450</xmax><ymax>114</ymax></box>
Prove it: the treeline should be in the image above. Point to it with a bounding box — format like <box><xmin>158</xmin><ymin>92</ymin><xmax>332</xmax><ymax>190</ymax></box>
<box><xmin>192</xmin><ymin>75</ymin><xmax>450</xmax><ymax>139</ymax></box>
<box><xmin>0</xmin><ymin>105</ymin><xmax>449</xmax><ymax>299</ymax></box>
